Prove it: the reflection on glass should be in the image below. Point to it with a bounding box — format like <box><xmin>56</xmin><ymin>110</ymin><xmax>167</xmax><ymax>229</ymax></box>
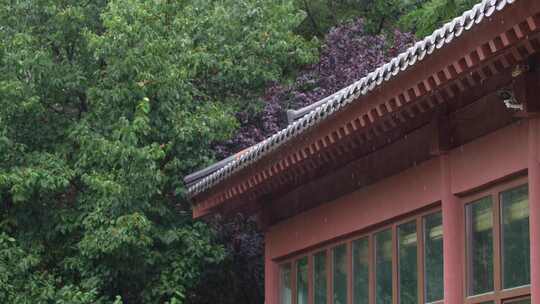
<box><xmin>280</xmin><ymin>263</ymin><xmax>292</xmax><ymax>304</ymax></box>
<box><xmin>505</xmin><ymin>299</ymin><xmax>531</xmax><ymax>304</ymax></box>
<box><xmin>297</xmin><ymin>257</ymin><xmax>308</xmax><ymax>304</ymax></box>
<box><xmin>353</xmin><ymin>238</ymin><xmax>369</xmax><ymax>304</ymax></box>
<box><xmin>314</xmin><ymin>251</ymin><xmax>327</xmax><ymax>304</ymax></box>
<box><xmin>333</xmin><ymin>244</ymin><xmax>348</xmax><ymax>304</ymax></box>
<box><xmin>501</xmin><ymin>185</ymin><xmax>530</xmax><ymax>289</ymax></box>
<box><xmin>424</xmin><ymin>212</ymin><xmax>443</xmax><ymax>303</ymax></box>
<box><xmin>375</xmin><ymin>229</ymin><xmax>393</xmax><ymax>304</ymax></box>
<box><xmin>466</xmin><ymin>197</ymin><xmax>494</xmax><ymax>295</ymax></box>
<box><xmin>398</xmin><ymin>221</ymin><xmax>417</xmax><ymax>304</ymax></box>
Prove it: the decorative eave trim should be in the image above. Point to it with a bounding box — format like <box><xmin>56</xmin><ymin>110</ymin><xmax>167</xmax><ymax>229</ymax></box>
<box><xmin>188</xmin><ymin>0</ymin><xmax>540</xmax><ymax>217</ymax></box>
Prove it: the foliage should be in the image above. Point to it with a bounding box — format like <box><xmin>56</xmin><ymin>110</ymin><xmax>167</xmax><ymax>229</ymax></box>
<box><xmin>0</xmin><ymin>0</ymin><xmax>316</xmax><ymax>303</ymax></box>
<box><xmin>399</xmin><ymin>0</ymin><xmax>480</xmax><ymax>38</ymax></box>
<box><xmin>210</xmin><ymin>18</ymin><xmax>414</xmax><ymax>301</ymax></box>
<box><xmin>293</xmin><ymin>0</ymin><xmax>425</xmax><ymax>38</ymax></box>
<box><xmin>350</xmin><ymin>0</ymin><xmax>422</xmax><ymax>35</ymax></box>
<box><xmin>215</xmin><ymin>0</ymin><xmax>481</xmax><ymax>157</ymax></box>
<box><xmin>188</xmin><ymin>215</ymin><xmax>264</xmax><ymax>304</ymax></box>
<box><xmin>0</xmin><ymin>0</ymin><xmax>481</xmax><ymax>302</ymax></box>
<box><xmin>0</xmin><ymin>233</ymin><xmax>103</xmax><ymax>304</ymax></box>
<box><xmin>293</xmin><ymin>0</ymin><xmax>481</xmax><ymax>39</ymax></box>
<box><xmin>214</xmin><ymin>19</ymin><xmax>414</xmax><ymax>158</ymax></box>
<box><xmin>294</xmin><ymin>0</ymin><xmax>365</xmax><ymax>38</ymax></box>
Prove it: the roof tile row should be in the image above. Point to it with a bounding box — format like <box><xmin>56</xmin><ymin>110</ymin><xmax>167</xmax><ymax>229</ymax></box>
<box><xmin>187</xmin><ymin>0</ymin><xmax>518</xmax><ymax>198</ymax></box>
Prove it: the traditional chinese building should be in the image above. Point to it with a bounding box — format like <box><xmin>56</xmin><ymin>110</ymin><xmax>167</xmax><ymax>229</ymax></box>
<box><xmin>185</xmin><ymin>0</ymin><xmax>540</xmax><ymax>303</ymax></box>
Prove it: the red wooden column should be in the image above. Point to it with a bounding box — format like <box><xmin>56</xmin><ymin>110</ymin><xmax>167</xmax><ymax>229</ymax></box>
<box><xmin>516</xmin><ymin>65</ymin><xmax>540</xmax><ymax>304</ymax></box>
<box><xmin>265</xmin><ymin>233</ymin><xmax>279</xmax><ymax>304</ymax></box>
<box><xmin>439</xmin><ymin>153</ymin><xmax>464</xmax><ymax>304</ymax></box>
<box><xmin>528</xmin><ymin>117</ymin><xmax>540</xmax><ymax>304</ymax></box>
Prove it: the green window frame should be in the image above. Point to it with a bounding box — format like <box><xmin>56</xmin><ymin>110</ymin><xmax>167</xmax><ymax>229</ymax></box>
<box><xmin>278</xmin><ymin>209</ymin><xmax>443</xmax><ymax>304</ymax></box>
<box><xmin>463</xmin><ymin>180</ymin><xmax>531</xmax><ymax>304</ymax></box>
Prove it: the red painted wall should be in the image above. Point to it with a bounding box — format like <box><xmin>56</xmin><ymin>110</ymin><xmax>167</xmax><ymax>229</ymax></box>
<box><xmin>267</xmin><ymin>121</ymin><xmax>528</xmax><ymax>260</ymax></box>
<box><xmin>265</xmin><ymin>120</ymin><xmax>532</xmax><ymax>303</ymax></box>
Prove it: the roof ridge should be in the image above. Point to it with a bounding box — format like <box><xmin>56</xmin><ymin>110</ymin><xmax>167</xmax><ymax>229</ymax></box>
<box><xmin>187</xmin><ymin>0</ymin><xmax>517</xmax><ymax>198</ymax></box>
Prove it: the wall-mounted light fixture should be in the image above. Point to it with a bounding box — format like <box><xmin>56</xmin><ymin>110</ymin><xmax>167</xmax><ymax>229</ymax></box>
<box><xmin>497</xmin><ymin>88</ymin><xmax>523</xmax><ymax>111</ymax></box>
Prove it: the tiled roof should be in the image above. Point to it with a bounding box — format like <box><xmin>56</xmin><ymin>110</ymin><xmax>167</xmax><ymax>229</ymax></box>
<box><xmin>187</xmin><ymin>0</ymin><xmax>518</xmax><ymax>198</ymax></box>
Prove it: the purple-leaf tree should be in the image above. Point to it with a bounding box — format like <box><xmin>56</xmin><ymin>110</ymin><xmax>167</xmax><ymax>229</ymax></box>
<box><xmin>214</xmin><ymin>19</ymin><xmax>414</xmax><ymax>158</ymax></box>
<box><xmin>204</xmin><ymin>19</ymin><xmax>414</xmax><ymax>304</ymax></box>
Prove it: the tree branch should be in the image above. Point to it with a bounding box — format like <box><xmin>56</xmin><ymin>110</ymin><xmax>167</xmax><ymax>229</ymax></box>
<box><xmin>302</xmin><ymin>0</ymin><xmax>324</xmax><ymax>37</ymax></box>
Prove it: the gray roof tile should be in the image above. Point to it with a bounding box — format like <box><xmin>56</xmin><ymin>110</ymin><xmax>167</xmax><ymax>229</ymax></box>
<box><xmin>187</xmin><ymin>0</ymin><xmax>518</xmax><ymax>198</ymax></box>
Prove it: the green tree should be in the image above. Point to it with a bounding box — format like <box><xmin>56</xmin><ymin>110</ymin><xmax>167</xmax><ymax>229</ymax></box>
<box><xmin>399</xmin><ymin>0</ymin><xmax>480</xmax><ymax>38</ymax></box>
<box><xmin>294</xmin><ymin>0</ymin><xmax>424</xmax><ymax>38</ymax></box>
<box><xmin>293</xmin><ymin>0</ymin><xmax>480</xmax><ymax>39</ymax></box>
<box><xmin>0</xmin><ymin>0</ymin><xmax>316</xmax><ymax>303</ymax></box>
<box><xmin>294</xmin><ymin>0</ymin><xmax>364</xmax><ymax>38</ymax></box>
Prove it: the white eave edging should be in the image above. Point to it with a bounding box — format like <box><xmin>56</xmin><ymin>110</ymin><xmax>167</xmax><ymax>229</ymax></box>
<box><xmin>188</xmin><ymin>0</ymin><xmax>518</xmax><ymax>198</ymax></box>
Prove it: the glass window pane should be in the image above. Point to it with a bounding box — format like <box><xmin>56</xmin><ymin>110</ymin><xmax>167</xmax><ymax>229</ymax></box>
<box><xmin>333</xmin><ymin>244</ymin><xmax>348</xmax><ymax>304</ymax></box>
<box><xmin>398</xmin><ymin>221</ymin><xmax>417</xmax><ymax>304</ymax></box>
<box><xmin>424</xmin><ymin>212</ymin><xmax>443</xmax><ymax>303</ymax></box>
<box><xmin>375</xmin><ymin>229</ymin><xmax>393</xmax><ymax>304</ymax></box>
<box><xmin>280</xmin><ymin>263</ymin><xmax>292</xmax><ymax>304</ymax></box>
<box><xmin>297</xmin><ymin>257</ymin><xmax>308</xmax><ymax>304</ymax></box>
<box><xmin>314</xmin><ymin>251</ymin><xmax>327</xmax><ymax>304</ymax></box>
<box><xmin>501</xmin><ymin>185</ymin><xmax>530</xmax><ymax>289</ymax></box>
<box><xmin>466</xmin><ymin>197</ymin><xmax>494</xmax><ymax>295</ymax></box>
<box><xmin>353</xmin><ymin>237</ymin><xmax>369</xmax><ymax>304</ymax></box>
<box><xmin>505</xmin><ymin>298</ymin><xmax>531</xmax><ymax>304</ymax></box>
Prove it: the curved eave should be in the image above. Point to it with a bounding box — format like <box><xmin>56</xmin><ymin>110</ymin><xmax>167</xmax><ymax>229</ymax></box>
<box><xmin>188</xmin><ymin>0</ymin><xmax>540</xmax><ymax>218</ymax></box>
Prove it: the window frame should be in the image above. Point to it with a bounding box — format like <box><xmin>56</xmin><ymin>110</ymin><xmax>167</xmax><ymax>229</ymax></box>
<box><xmin>422</xmin><ymin>211</ymin><xmax>444</xmax><ymax>304</ymax></box>
<box><xmin>279</xmin><ymin>262</ymin><xmax>294</xmax><ymax>304</ymax></box>
<box><xmin>313</xmin><ymin>250</ymin><xmax>329</xmax><ymax>304</ymax></box>
<box><xmin>503</xmin><ymin>296</ymin><xmax>532</xmax><ymax>304</ymax></box>
<box><xmin>297</xmin><ymin>256</ymin><xmax>309</xmax><ymax>304</ymax></box>
<box><xmin>333</xmin><ymin>243</ymin><xmax>349</xmax><ymax>304</ymax></box>
<box><xmin>462</xmin><ymin>176</ymin><xmax>531</xmax><ymax>304</ymax></box>
<box><xmin>373</xmin><ymin>226</ymin><xmax>395</xmax><ymax>304</ymax></box>
<box><xmin>277</xmin><ymin>207</ymin><xmax>443</xmax><ymax>304</ymax></box>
